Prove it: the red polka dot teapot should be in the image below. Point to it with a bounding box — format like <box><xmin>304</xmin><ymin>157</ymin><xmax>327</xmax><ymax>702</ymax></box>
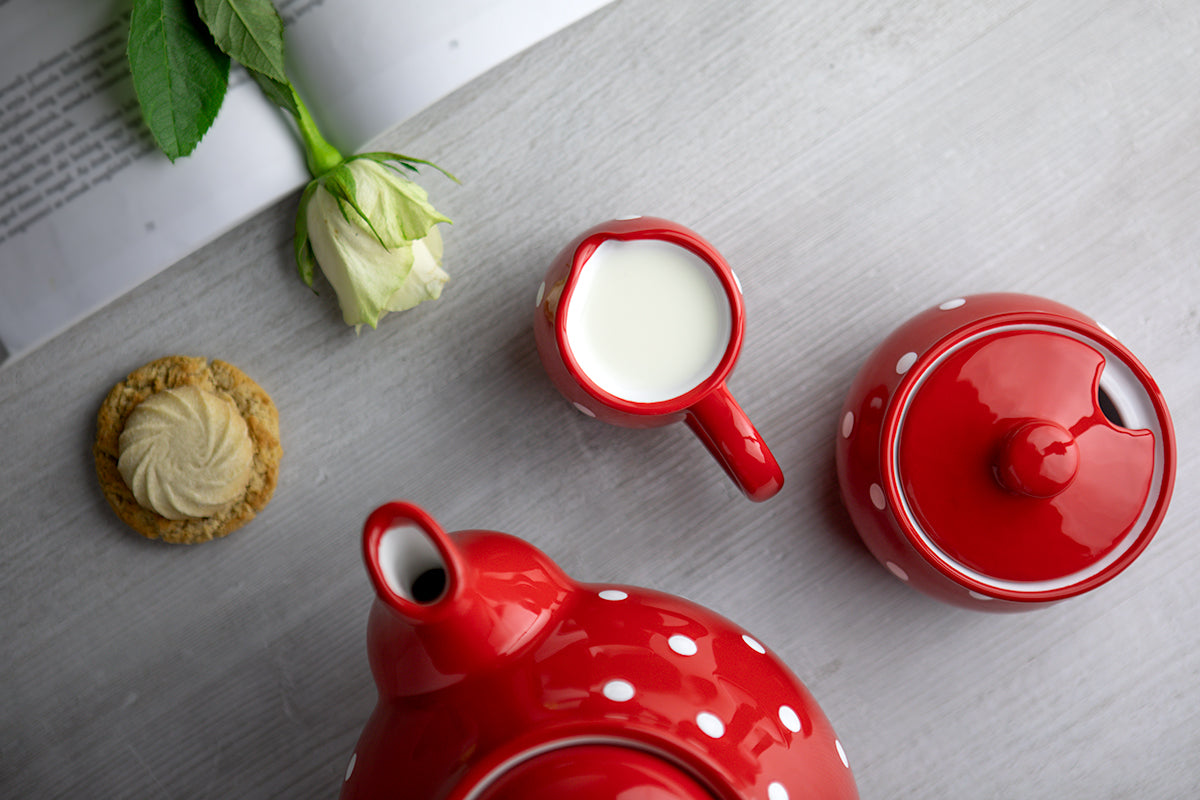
<box><xmin>836</xmin><ymin>293</ymin><xmax>1176</xmax><ymax>610</ymax></box>
<box><xmin>339</xmin><ymin>501</ymin><xmax>858</xmax><ymax>800</ymax></box>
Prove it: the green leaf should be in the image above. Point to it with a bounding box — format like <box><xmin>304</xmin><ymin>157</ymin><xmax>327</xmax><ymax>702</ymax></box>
<box><xmin>321</xmin><ymin>164</ymin><xmax>358</xmax><ymax>211</ymax></box>
<box><xmin>127</xmin><ymin>0</ymin><xmax>230</xmax><ymax>161</ymax></box>
<box><xmin>293</xmin><ymin>179</ymin><xmax>319</xmax><ymax>288</ymax></box>
<box><xmin>358</xmin><ymin>151</ymin><xmax>461</xmax><ymax>183</ymax></box>
<box><xmin>320</xmin><ymin>165</ymin><xmax>389</xmax><ymax>248</ymax></box>
<box><xmin>194</xmin><ymin>0</ymin><xmax>288</xmax><ymax>84</ymax></box>
<box><xmin>249</xmin><ymin>68</ymin><xmax>300</xmax><ymax>118</ymax></box>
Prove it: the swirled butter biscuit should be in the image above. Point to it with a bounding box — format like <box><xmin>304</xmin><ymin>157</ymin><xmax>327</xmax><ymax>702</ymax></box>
<box><xmin>94</xmin><ymin>356</ymin><xmax>281</xmax><ymax>544</ymax></box>
<box><xmin>118</xmin><ymin>386</ymin><xmax>254</xmax><ymax>519</ymax></box>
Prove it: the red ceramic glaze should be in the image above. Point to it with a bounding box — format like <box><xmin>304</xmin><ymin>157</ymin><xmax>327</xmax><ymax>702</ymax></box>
<box><xmin>476</xmin><ymin>744</ymin><xmax>714</xmax><ymax>800</ymax></box>
<box><xmin>835</xmin><ymin>294</ymin><xmax>1175</xmax><ymax>610</ymax></box>
<box><xmin>340</xmin><ymin>501</ymin><xmax>857</xmax><ymax>800</ymax></box>
<box><xmin>533</xmin><ymin>217</ymin><xmax>783</xmax><ymax>502</ymax></box>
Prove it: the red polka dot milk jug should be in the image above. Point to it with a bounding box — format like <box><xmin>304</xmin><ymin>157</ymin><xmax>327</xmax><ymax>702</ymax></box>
<box><xmin>836</xmin><ymin>293</ymin><xmax>1176</xmax><ymax>610</ymax></box>
<box><xmin>339</xmin><ymin>501</ymin><xmax>858</xmax><ymax>800</ymax></box>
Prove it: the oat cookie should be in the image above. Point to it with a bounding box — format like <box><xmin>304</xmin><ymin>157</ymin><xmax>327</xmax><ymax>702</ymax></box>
<box><xmin>93</xmin><ymin>356</ymin><xmax>281</xmax><ymax>544</ymax></box>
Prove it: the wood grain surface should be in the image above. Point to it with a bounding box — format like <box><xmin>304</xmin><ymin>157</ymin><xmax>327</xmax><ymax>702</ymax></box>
<box><xmin>3</xmin><ymin>0</ymin><xmax>1198</xmax><ymax>797</ymax></box>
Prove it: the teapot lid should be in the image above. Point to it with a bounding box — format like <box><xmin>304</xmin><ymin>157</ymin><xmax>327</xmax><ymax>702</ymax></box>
<box><xmin>887</xmin><ymin>322</ymin><xmax>1175</xmax><ymax>600</ymax></box>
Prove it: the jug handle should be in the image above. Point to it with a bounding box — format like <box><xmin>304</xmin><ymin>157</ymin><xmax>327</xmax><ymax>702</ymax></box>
<box><xmin>685</xmin><ymin>385</ymin><xmax>784</xmax><ymax>502</ymax></box>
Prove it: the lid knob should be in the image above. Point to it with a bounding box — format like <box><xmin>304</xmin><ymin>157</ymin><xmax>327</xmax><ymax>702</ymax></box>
<box><xmin>994</xmin><ymin>421</ymin><xmax>1079</xmax><ymax>498</ymax></box>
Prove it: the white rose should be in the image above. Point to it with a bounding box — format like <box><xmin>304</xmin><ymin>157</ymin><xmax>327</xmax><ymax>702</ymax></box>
<box><xmin>297</xmin><ymin>156</ymin><xmax>451</xmax><ymax>330</ymax></box>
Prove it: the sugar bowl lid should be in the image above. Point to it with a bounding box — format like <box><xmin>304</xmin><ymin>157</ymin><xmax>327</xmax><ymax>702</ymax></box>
<box><xmin>885</xmin><ymin>302</ymin><xmax>1175</xmax><ymax>601</ymax></box>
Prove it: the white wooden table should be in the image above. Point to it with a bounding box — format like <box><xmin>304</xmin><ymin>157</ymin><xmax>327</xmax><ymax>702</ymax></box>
<box><xmin>3</xmin><ymin>1</ymin><xmax>1198</xmax><ymax>796</ymax></box>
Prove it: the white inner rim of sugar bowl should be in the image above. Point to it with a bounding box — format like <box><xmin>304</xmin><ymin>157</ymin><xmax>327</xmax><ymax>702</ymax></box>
<box><xmin>889</xmin><ymin>323</ymin><xmax>1169</xmax><ymax>596</ymax></box>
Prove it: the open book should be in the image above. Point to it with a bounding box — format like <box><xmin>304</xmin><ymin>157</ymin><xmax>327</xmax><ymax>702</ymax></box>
<box><xmin>0</xmin><ymin>0</ymin><xmax>610</xmax><ymax>366</ymax></box>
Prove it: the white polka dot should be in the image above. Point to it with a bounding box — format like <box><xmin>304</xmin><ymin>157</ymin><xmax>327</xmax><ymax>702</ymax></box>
<box><xmin>778</xmin><ymin>705</ymin><xmax>801</xmax><ymax>733</ymax></box>
<box><xmin>603</xmin><ymin>679</ymin><xmax>635</xmax><ymax>702</ymax></box>
<box><xmin>768</xmin><ymin>782</ymin><xmax>789</xmax><ymax>800</ymax></box>
<box><xmin>836</xmin><ymin>738</ymin><xmax>849</xmax><ymax>768</ymax></box>
<box><xmin>869</xmin><ymin>483</ymin><xmax>886</xmax><ymax>510</ymax></box>
<box><xmin>886</xmin><ymin>561</ymin><xmax>909</xmax><ymax>581</ymax></box>
<box><xmin>345</xmin><ymin>752</ymin><xmax>357</xmax><ymax>781</ymax></box>
<box><xmin>742</xmin><ymin>634</ymin><xmax>766</xmax><ymax>654</ymax></box>
<box><xmin>841</xmin><ymin>411</ymin><xmax>854</xmax><ymax>438</ymax></box>
<box><xmin>938</xmin><ymin>298</ymin><xmax>966</xmax><ymax>311</ymax></box>
<box><xmin>599</xmin><ymin>589</ymin><xmax>628</xmax><ymax>601</ymax></box>
<box><xmin>968</xmin><ymin>590</ymin><xmax>993</xmax><ymax>601</ymax></box>
<box><xmin>536</xmin><ymin>281</ymin><xmax>545</xmax><ymax>306</ymax></box>
<box><xmin>696</xmin><ymin>711</ymin><xmax>725</xmax><ymax>738</ymax></box>
<box><xmin>895</xmin><ymin>351</ymin><xmax>918</xmax><ymax>374</ymax></box>
<box><xmin>572</xmin><ymin>401</ymin><xmax>596</xmax><ymax>418</ymax></box>
<box><xmin>668</xmin><ymin>634</ymin><xmax>698</xmax><ymax>656</ymax></box>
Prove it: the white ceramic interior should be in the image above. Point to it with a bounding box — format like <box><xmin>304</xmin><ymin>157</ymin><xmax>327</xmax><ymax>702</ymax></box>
<box><xmin>378</xmin><ymin>523</ymin><xmax>448</xmax><ymax>604</ymax></box>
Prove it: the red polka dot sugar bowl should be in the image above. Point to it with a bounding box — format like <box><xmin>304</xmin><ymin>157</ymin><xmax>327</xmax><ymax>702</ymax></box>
<box><xmin>339</xmin><ymin>501</ymin><xmax>858</xmax><ymax>800</ymax></box>
<box><xmin>835</xmin><ymin>293</ymin><xmax>1176</xmax><ymax>611</ymax></box>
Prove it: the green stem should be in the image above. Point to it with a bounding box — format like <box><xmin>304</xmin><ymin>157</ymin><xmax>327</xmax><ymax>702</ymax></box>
<box><xmin>294</xmin><ymin>91</ymin><xmax>343</xmax><ymax>177</ymax></box>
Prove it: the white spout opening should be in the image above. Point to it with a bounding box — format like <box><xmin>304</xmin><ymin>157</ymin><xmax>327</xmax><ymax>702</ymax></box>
<box><xmin>378</xmin><ymin>524</ymin><xmax>448</xmax><ymax>604</ymax></box>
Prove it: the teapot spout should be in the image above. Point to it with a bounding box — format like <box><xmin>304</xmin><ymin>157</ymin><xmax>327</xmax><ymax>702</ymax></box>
<box><xmin>364</xmin><ymin>502</ymin><xmax>458</xmax><ymax>615</ymax></box>
<box><xmin>361</xmin><ymin>501</ymin><xmax>572</xmax><ymax>696</ymax></box>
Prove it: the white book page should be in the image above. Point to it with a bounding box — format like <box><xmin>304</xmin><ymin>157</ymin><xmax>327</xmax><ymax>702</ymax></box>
<box><xmin>0</xmin><ymin>0</ymin><xmax>306</xmax><ymax>364</ymax></box>
<box><xmin>0</xmin><ymin>0</ymin><xmax>611</xmax><ymax>366</ymax></box>
<box><xmin>283</xmin><ymin>0</ymin><xmax>613</xmax><ymax>153</ymax></box>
